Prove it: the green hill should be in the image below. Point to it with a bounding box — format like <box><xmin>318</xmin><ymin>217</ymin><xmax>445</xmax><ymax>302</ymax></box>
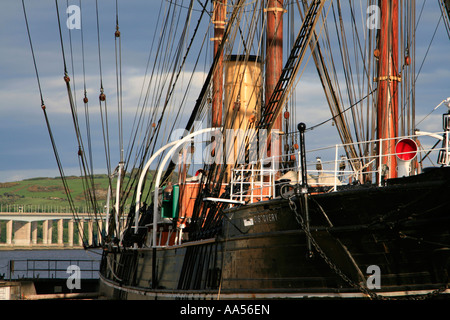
<box><xmin>0</xmin><ymin>172</ymin><xmax>158</xmax><ymax>213</ymax></box>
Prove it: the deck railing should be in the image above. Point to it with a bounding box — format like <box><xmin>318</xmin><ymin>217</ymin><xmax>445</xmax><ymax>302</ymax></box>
<box><xmin>229</xmin><ymin>131</ymin><xmax>449</xmax><ymax>204</ymax></box>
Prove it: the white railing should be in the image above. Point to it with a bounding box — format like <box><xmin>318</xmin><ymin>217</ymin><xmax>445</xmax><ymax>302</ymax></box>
<box><xmin>229</xmin><ymin>131</ymin><xmax>449</xmax><ymax>204</ymax></box>
<box><xmin>230</xmin><ymin>155</ymin><xmax>284</xmax><ymax>204</ymax></box>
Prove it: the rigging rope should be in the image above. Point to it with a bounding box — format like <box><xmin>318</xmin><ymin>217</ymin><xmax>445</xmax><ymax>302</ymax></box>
<box><xmin>440</xmin><ymin>0</ymin><xmax>450</xmax><ymax>39</ymax></box>
<box><xmin>77</xmin><ymin>0</ymin><xmax>100</xmax><ymax>221</ymax></box>
<box><xmin>55</xmin><ymin>0</ymin><xmax>103</xmax><ymax>247</ymax></box>
<box><xmin>155</xmin><ymin>0</ymin><xmax>246</xmax><ymax>206</ymax></box>
<box><xmin>115</xmin><ymin>0</ymin><xmax>124</xmax><ymax>164</ymax></box>
<box><xmin>22</xmin><ymin>0</ymin><xmax>90</xmax><ymax>248</ymax></box>
<box><xmin>95</xmin><ymin>0</ymin><xmax>113</xmax><ymax>186</ymax></box>
<box><xmin>123</xmin><ymin>0</ymin><xmax>201</xmax><ymax>207</ymax></box>
<box><xmin>307</xmin><ymin>88</ymin><xmax>376</xmax><ymax>131</ymax></box>
<box><xmin>23</xmin><ymin>1</ymin><xmax>444</xmax><ymax>247</ymax></box>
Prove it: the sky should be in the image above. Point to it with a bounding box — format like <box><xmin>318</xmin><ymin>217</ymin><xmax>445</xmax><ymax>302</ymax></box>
<box><xmin>0</xmin><ymin>0</ymin><xmax>449</xmax><ymax>183</ymax></box>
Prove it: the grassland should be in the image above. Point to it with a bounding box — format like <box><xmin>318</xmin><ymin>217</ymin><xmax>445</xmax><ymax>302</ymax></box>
<box><xmin>0</xmin><ymin>172</ymin><xmax>157</xmax><ymax>213</ymax></box>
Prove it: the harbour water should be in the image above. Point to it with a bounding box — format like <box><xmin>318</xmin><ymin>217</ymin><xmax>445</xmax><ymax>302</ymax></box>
<box><xmin>0</xmin><ymin>249</ymin><xmax>102</xmax><ymax>280</ymax></box>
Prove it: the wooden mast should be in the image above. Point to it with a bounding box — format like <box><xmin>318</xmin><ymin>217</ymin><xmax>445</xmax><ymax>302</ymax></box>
<box><xmin>376</xmin><ymin>0</ymin><xmax>399</xmax><ymax>180</ymax></box>
<box><xmin>265</xmin><ymin>0</ymin><xmax>284</xmax><ymax>158</ymax></box>
<box><xmin>212</xmin><ymin>0</ymin><xmax>227</xmax><ymax>128</ymax></box>
<box><xmin>211</xmin><ymin>0</ymin><xmax>226</xmax><ymax>183</ymax></box>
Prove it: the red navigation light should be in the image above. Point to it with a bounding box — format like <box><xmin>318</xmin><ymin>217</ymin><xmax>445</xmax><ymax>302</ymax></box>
<box><xmin>395</xmin><ymin>138</ymin><xmax>418</xmax><ymax>161</ymax></box>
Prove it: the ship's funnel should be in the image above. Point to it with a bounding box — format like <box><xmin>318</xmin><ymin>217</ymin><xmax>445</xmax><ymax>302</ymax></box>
<box><xmin>224</xmin><ymin>55</ymin><xmax>262</xmax><ymax>130</ymax></box>
<box><xmin>395</xmin><ymin>138</ymin><xmax>418</xmax><ymax>177</ymax></box>
<box><xmin>223</xmin><ymin>55</ymin><xmax>262</xmax><ymax>167</ymax></box>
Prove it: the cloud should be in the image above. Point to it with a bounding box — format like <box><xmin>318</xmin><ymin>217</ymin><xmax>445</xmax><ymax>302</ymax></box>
<box><xmin>1</xmin><ymin>1</ymin><xmax>450</xmax><ymax>183</ymax></box>
<box><xmin>0</xmin><ymin>168</ymin><xmax>74</xmax><ymax>183</ymax></box>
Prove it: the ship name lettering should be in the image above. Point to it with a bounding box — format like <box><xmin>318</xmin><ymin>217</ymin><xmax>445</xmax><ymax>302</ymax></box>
<box><xmin>253</xmin><ymin>213</ymin><xmax>278</xmax><ymax>224</ymax></box>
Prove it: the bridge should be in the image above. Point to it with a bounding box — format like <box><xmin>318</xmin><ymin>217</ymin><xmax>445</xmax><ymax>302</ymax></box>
<box><xmin>0</xmin><ymin>212</ymin><xmax>112</xmax><ymax>248</ymax></box>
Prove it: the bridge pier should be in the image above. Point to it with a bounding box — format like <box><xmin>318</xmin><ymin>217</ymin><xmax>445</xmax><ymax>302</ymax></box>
<box><xmin>0</xmin><ymin>212</ymin><xmax>109</xmax><ymax>248</ymax></box>
<box><xmin>32</xmin><ymin>221</ymin><xmax>38</xmax><ymax>244</ymax></box>
<box><xmin>47</xmin><ymin>221</ymin><xmax>53</xmax><ymax>245</ymax></box>
<box><xmin>68</xmin><ymin>219</ymin><xmax>74</xmax><ymax>247</ymax></box>
<box><xmin>78</xmin><ymin>218</ymin><xmax>84</xmax><ymax>247</ymax></box>
<box><xmin>88</xmin><ymin>219</ymin><xmax>93</xmax><ymax>246</ymax></box>
<box><xmin>13</xmin><ymin>221</ymin><xmax>31</xmax><ymax>246</ymax></box>
<box><xmin>57</xmin><ymin>219</ymin><xmax>63</xmax><ymax>245</ymax></box>
<box><xmin>42</xmin><ymin>220</ymin><xmax>48</xmax><ymax>245</ymax></box>
<box><xmin>6</xmin><ymin>220</ymin><xmax>12</xmax><ymax>245</ymax></box>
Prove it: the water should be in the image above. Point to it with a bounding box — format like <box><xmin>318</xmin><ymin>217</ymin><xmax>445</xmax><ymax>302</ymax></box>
<box><xmin>0</xmin><ymin>249</ymin><xmax>102</xmax><ymax>280</ymax></box>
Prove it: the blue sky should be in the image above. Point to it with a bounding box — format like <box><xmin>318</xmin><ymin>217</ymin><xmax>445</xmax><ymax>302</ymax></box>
<box><xmin>0</xmin><ymin>0</ymin><xmax>449</xmax><ymax>182</ymax></box>
<box><xmin>1</xmin><ymin>0</ymin><xmax>173</xmax><ymax>181</ymax></box>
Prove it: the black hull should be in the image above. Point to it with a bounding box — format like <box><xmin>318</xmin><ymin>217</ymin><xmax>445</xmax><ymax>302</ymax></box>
<box><xmin>99</xmin><ymin>167</ymin><xmax>450</xmax><ymax>299</ymax></box>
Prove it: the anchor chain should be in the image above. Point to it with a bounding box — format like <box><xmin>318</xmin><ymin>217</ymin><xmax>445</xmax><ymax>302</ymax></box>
<box><xmin>289</xmin><ymin>122</ymin><xmax>448</xmax><ymax>299</ymax></box>
<box><xmin>287</xmin><ymin>195</ymin><xmax>382</xmax><ymax>300</ymax></box>
<box><xmin>287</xmin><ymin>194</ymin><xmax>449</xmax><ymax>300</ymax></box>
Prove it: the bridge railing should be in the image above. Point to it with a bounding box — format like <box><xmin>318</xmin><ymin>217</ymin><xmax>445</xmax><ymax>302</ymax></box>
<box><xmin>0</xmin><ymin>204</ymin><xmax>131</xmax><ymax>214</ymax></box>
<box><xmin>0</xmin><ymin>204</ymin><xmax>89</xmax><ymax>214</ymax></box>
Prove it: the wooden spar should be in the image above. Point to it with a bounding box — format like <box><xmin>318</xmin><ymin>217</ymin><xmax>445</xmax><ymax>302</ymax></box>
<box><xmin>211</xmin><ymin>0</ymin><xmax>226</xmax><ymax>183</ymax></box>
<box><xmin>212</xmin><ymin>0</ymin><xmax>226</xmax><ymax>128</ymax></box>
<box><xmin>265</xmin><ymin>0</ymin><xmax>284</xmax><ymax>157</ymax></box>
<box><xmin>376</xmin><ymin>0</ymin><xmax>399</xmax><ymax>180</ymax></box>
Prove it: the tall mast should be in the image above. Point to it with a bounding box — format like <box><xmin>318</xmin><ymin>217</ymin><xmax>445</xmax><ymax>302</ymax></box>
<box><xmin>265</xmin><ymin>0</ymin><xmax>284</xmax><ymax>157</ymax></box>
<box><xmin>376</xmin><ymin>0</ymin><xmax>399</xmax><ymax>180</ymax></box>
<box><xmin>212</xmin><ymin>0</ymin><xmax>227</xmax><ymax>128</ymax></box>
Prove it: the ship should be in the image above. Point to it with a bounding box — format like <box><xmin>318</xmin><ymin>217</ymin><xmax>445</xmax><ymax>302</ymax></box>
<box><xmin>23</xmin><ymin>0</ymin><xmax>450</xmax><ymax>299</ymax></box>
